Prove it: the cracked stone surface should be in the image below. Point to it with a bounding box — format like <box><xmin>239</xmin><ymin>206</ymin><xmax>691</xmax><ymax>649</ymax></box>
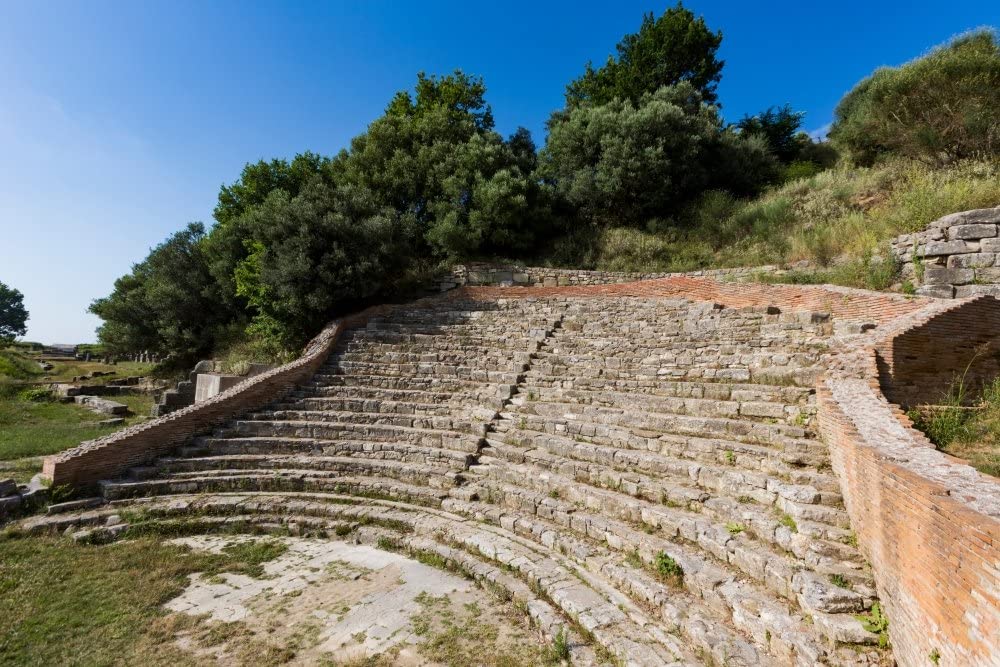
<box><xmin>164</xmin><ymin>535</ymin><xmax>532</xmax><ymax>663</ymax></box>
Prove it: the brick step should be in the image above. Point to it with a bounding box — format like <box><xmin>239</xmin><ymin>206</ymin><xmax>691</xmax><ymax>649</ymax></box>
<box><xmin>99</xmin><ymin>475</ymin><xmax>448</xmax><ymax>506</ymax></box>
<box><xmin>243</xmin><ymin>409</ymin><xmax>489</xmax><ymax>439</ymax></box>
<box><xmin>455</xmin><ymin>474</ymin><xmax>879</xmax><ymax>653</ymax></box>
<box><xmin>150</xmin><ymin>455</ymin><xmax>464</xmax><ymax>487</ymax></box>
<box><xmin>191</xmin><ymin>436</ymin><xmax>477</xmax><ymax>467</ymax></box>
<box><xmin>482</xmin><ymin>432</ymin><xmax>850</xmax><ymax>533</ymax></box>
<box><xmin>223</xmin><ymin>420</ymin><xmax>483</xmax><ymax>453</ymax></box>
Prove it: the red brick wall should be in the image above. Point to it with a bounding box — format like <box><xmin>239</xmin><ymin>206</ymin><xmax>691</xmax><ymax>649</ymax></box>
<box><xmin>42</xmin><ymin>303</ymin><xmax>395</xmax><ymax>489</ymax></box>
<box><xmin>818</xmin><ymin>380</ymin><xmax>1000</xmax><ymax>667</ymax></box>
<box><xmin>875</xmin><ymin>295</ymin><xmax>1000</xmax><ymax>406</ymax></box>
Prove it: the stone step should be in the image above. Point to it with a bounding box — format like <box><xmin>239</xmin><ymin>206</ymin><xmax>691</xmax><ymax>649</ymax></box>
<box><xmin>333</xmin><ymin>348</ymin><xmax>534</xmax><ymax>367</ymax></box>
<box><xmin>337</xmin><ymin>335</ymin><xmax>543</xmax><ymax>355</ymax></box>
<box><xmin>244</xmin><ymin>408</ymin><xmax>490</xmax><ymax>438</ymax></box>
<box><xmin>455</xmin><ymin>473</ymin><xmax>878</xmax><ymax>652</ymax></box>
<box><xmin>151</xmin><ymin>455</ymin><xmax>464</xmax><ymax>487</ymax></box>
<box><xmin>520</xmin><ymin>373</ymin><xmax>815</xmax><ymax>404</ymax></box>
<box><xmin>326</xmin><ymin>360</ymin><xmax>523</xmax><ymax>385</ymax></box>
<box><xmin>99</xmin><ymin>475</ymin><xmax>448</xmax><ymax>506</ymax></box>
<box><xmin>498</xmin><ymin>404</ymin><xmax>820</xmax><ymax>452</ymax></box>
<box><xmin>192</xmin><ymin>436</ymin><xmax>477</xmax><ymax>467</ymax></box>
<box><xmin>46</xmin><ymin>492</ymin><xmax>693</xmax><ymax>664</ymax></box>
<box><xmin>468</xmin><ymin>463</ymin><xmax>865</xmax><ymax>608</ymax></box>
<box><xmin>512</xmin><ymin>390</ymin><xmax>808</xmax><ymax>425</ymax></box>
<box><xmin>223</xmin><ymin>420</ymin><xmax>483</xmax><ymax>453</ymax></box>
<box><xmin>482</xmin><ymin>433</ymin><xmax>851</xmax><ymax>538</ymax></box>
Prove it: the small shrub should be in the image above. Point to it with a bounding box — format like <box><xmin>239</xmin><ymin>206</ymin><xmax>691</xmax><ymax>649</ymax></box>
<box><xmin>929</xmin><ymin>648</ymin><xmax>941</xmax><ymax>665</ymax></box>
<box><xmin>829</xmin><ymin>573</ymin><xmax>849</xmax><ymax>588</ymax></box>
<box><xmin>855</xmin><ymin>602</ymin><xmax>890</xmax><ymax>648</ymax></box>
<box><xmin>725</xmin><ymin>522</ymin><xmax>745</xmax><ymax>535</ymax></box>
<box><xmin>18</xmin><ymin>388</ymin><xmax>53</xmax><ymax>402</ymax></box>
<box><xmin>654</xmin><ymin>551</ymin><xmax>684</xmax><ymax>584</ymax></box>
<box><xmin>778</xmin><ymin>514</ymin><xmax>798</xmax><ymax>533</ymax></box>
<box><xmin>549</xmin><ymin>626</ymin><xmax>571</xmax><ymax>662</ymax></box>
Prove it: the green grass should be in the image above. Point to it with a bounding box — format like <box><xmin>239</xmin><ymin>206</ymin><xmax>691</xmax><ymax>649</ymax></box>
<box><xmin>0</xmin><ymin>393</ymin><xmax>154</xmax><ymax>461</ymax></box>
<box><xmin>0</xmin><ymin>534</ymin><xmax>294</xmax><ymax>665</ymax></box>
<box><xmin>542</xmin><ymin>157</ymin><xmax>1000</xmax><ymax>290</ymax></box>
<box><xmin>908</xmin><ymin>375</ymin><xmax>1000</xmax><ymax>478</ymax></box>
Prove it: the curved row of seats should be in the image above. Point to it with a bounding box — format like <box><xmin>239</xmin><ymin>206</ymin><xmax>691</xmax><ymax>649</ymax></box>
<box><xmin>22</xmin><ymin>296</ymin><xmax>887</xmax><ymax>666</ymax></box>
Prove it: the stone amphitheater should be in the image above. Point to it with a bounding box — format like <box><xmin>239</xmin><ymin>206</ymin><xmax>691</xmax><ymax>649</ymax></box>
<box><xmin>17</xmin><ymin>273</ymin><xmax>1000</xmax><ymax>666</ymax></box>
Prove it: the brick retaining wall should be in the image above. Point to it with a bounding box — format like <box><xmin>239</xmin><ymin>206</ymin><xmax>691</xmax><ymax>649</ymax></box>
<box><xmin>820</xmin><ymin>297</ymin><xmax>1000</xmax><ymax>666</ymax></box>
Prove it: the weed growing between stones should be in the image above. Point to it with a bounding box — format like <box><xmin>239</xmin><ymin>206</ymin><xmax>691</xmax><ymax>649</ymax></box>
<box><xmin>856</xmin><ymin>602</ymin><xmax>890</xmax><ymax>649</ymax></box>
<box><xmin>654</xmin><ymin>551</ymin><xmax>684</xmax><ymax>586</ymax></box>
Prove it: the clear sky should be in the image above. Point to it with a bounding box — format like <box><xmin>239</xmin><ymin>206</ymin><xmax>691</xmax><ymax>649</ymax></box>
<box><xmin>1</xmin><ymin>0</ymin><xmax>996</xmax><ymax>343</ymax></box>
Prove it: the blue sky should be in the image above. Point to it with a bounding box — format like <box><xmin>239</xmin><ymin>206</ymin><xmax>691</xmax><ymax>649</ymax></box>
<box><xmin>1</xmin><ymin>0</ymin><xmax>996</xmax><ymax>343</ymax></box>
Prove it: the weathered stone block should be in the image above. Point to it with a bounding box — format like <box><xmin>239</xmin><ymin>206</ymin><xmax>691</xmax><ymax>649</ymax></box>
<box><xmin>974</xmin><ymin>267</ymin><xmax>1000</xmax><ymax>282</ymax></box>
<box><xmin>923</xmin><ymin>266</ymin><xmax>974</xmax><ymax>285</ymax></box>
<box><xmin>955</xmin><ymin>284</ymin><xmax>1000</xmax><ymax>298</ymax></box>
<box><xmin>0</xmin><ymin>478</ymin><xmax>17</xmax><ymax>497</ymax></box>
<box><xmin>915</xmin><ymin>284</ymin><xmax>955</xmax><ymax>298</ymax></box>
<box><xmin>920</xmin><ymin>240</ymin><xmax>974</xmax><ymax>256</ymax></box>
<box><xmin>948</xmin><ymin>223</ymin><xmax>998</xmax><ymax>240</ymax></box>
<box><xmin>947</xmin><ymin>253</ymin><xmax>995</xmax><ymax>269</ymax></box>
<box><xmin>980</xmin><ymin>238</ymin><xmax>1000</xmax><ymax>253</ymax></box>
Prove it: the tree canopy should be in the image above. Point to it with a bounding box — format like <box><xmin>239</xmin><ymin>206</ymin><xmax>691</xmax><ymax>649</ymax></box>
<box><xmin>831</xmin><ymin>29</ymin><xmax>1000</xmax><ymax>166</ymax></box>
<box><xmin>0</xmin><ymin>282</ymin><xmax>28</xmax><ymax>344</ymax></box>
<box><xmin>565</xmin><ymin>3</ymin><xmax>724</xmax><ymax>107</ymax></box>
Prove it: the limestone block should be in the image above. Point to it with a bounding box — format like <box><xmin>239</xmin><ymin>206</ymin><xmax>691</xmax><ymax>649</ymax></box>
<box><xmin>915</xmin><ymin>284</ymin><xmax>955</xmax><ymax>298</ymax></box>
<box><xmin>936</xmin><ymin>206</ymin><xmax>1000</xmax><ymax>227</ymax></box>
<box><xmin>74</xmin><ymin>395</ymin><xmax>128</xmax><ymax>416</ymax></box>
<box><xmin>981</xmin><ymin>237</ymin><xmax>1000</xmax><ymax>253</ymax></box>
<box><xmin>919</xmin><ymin>240</ymin><xmax>974</xmax><ymax>256</ymax></box>
<box><xmin>195</xmin><ymin>374</ymin><xmax>244</xmax><ymax>403</ymax></box>
<box><xmin>947</xmin><ymin>253</ymin><xmax>995</xmax><ymax>269</ymax></box>
<box><xmin>923</xmin><ymin>266</ymin><xmax>974</xmax><ymax>285</ymax></box>
<box><xmin>955</xmin><ymin>284</ymin><xmax>1000</xmax><ymax>298</ymax></box>
<box><xmin>974</xmin><ymin>267</ymin><xmax>1000</xmax><ymax>282</ymax></box>
<box><xmin>948</xmin><ymin>223</ymin><xmax>998</xmax><ymax>240</ymax></box>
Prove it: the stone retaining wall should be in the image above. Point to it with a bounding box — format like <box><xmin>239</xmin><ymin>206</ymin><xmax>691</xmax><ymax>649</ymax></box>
<box><xmin>891</xmin><ymin>206</ymin><xmax>1000</xmax><ymax>298</ymax></box>
<box><xmin>819</xmin><ymin>296</ymin><xmax>1000</xmax><ymax>667</ymax></box>
<box><xmin>440</xmin><ymin>263</ymin><xmax>780</xmax><ymax>290</ymax></box>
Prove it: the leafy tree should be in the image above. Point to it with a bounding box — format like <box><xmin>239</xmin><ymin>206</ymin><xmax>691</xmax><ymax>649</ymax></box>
<box><xmin>339</xmin><ymin>70</ymin><xmax>549</xmax><ymax>258</ymax></box>
<box><xmin>205</xmin><ymin>152</ymin><xmax>331</xmax><ymax>308</ymax></box>
<box><xmin>233</xmin><ymin>182</ymin><xmax>408</xmax><ymax>346</ymax></box>
<box><xmin>736</xmin><ymin>105</ymin><xmax>806</xmax><ymax>163</ymax></box>
<box><xmin>831</xmin><ymin>29</ymin><xmax>1000</xmax><ymax>165</ymax></box>
<box><xmin>565</xmin><ymin>3</ymin><xmax>724</xmax><ymax>107</ymax></box>
<box><xmin>540</xmin><ymin>83</ymin><xmax>728</xmax><ymax>225</ymax></box>
<box><xmin>90</xmin><ymin>223</ymin><xmax>233</xmax><ymax>362</ymax></box>
<box><xmin>0</xmin><ymin>282</ymin><xmax>28</xmax><ymax>344</ymax></box>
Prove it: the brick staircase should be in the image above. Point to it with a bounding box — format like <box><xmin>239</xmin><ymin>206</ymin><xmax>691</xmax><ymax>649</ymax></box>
<box><xmin>22</xmin><ymin>296</ymin><xmax>889</xmax><ymax>666</ymax></box>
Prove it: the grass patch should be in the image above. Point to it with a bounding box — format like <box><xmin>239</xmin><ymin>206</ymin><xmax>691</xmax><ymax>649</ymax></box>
<box><xmin>539</xmin><ymin>157</ymin><xmax>1000</xmax><ymax>291</ymax></box>
<box><xmin>0</xmin><ymin>534</ymin><xmax>295</xmax><ymax>665</ymax></box>
<box><xmin>907</xmin><ymin>371</ymin><xmax>1000</xmax><ymax>478</ymax></box>
<box><xmin>0</xmin><ymin>392</ymin><xmax>154</xmax><ymax>461</ymax></box>
<box><xmin>654</xmin><ymin>551</ymin><xmax>684</xmax><ymax>586</ymax></box>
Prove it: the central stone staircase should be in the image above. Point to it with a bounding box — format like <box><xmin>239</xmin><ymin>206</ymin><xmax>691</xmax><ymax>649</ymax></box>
<box><xmin>24</xmin><ymin>295</ymin><xmax>888</xmax><ymax>666</ymax></box>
